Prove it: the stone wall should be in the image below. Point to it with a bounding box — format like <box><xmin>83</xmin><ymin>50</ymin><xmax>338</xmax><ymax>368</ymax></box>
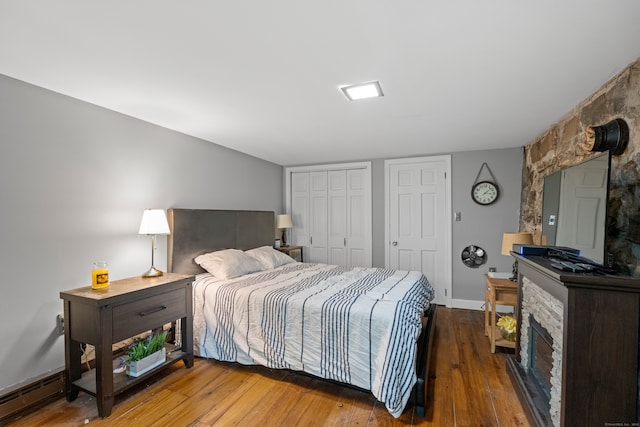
<box><xmin>520</xmin><ymin>58</ymin><xmax>640</xmax><ymax>275</ymax></box>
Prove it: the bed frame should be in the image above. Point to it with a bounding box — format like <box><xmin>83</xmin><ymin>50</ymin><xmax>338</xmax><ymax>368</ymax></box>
<box><xmin>166</xmin><ymin>208</ymin><xmax>436</xmax><ymax>416</ymax></box>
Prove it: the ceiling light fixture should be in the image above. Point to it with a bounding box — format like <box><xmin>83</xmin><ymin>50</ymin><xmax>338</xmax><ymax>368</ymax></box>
<box><xmin>340</xmin><ymin>81</ymin><xmax>384</xmax><ymax>101</ymax></box>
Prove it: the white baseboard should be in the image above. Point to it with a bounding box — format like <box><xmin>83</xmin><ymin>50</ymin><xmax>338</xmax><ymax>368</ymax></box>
<box><xmin>450</xmin><ymin>298</ymin><xmax>515</xmax><ymax>314</ymax></box>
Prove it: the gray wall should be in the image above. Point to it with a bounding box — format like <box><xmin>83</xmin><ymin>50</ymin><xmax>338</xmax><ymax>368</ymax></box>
<box><xmin>451</xmin><ymin>148</ymin><xmax>523</xmax><ymax>303</ymax></box>
<box><xmin>0</xmin><ymin>74</ymin><xmax>283</xmax><ymax>393</ymax></box>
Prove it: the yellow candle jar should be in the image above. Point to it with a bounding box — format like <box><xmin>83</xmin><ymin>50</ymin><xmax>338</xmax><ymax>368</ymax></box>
<box><xmin>92</xmin><ymin>261</ymin><xmax>109</xmax><ymax>289</ymax></box>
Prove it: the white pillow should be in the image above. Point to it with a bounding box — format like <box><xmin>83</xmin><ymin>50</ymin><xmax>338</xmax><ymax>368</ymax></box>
<box><xmin>194</xmin><ymin>249</ymin><xmax>263</xmax><ymax>279</ymax></box>
<box><xmin>245</xmin><ymin>246</ymin><xmax>296</xmax><ymax>270</ymax></box>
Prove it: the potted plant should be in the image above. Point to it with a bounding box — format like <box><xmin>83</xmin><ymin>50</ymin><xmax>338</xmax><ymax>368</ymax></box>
<box><xmin>497</xmin><ymin>314</ymin><xmax>517</xmax><ymax>342</ymax></box>
<box><xmin>126</xmin><ymin>331</ymin><xmax>168</xmax><ymax>377</ymax></box>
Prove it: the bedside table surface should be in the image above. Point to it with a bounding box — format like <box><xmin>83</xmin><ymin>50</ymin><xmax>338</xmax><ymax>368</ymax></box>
<box><xmin>276</xmin><ymin>245</ymin><xmax>303</xmax><ymax>262</ymax></box>
<box><xmin>60</xmin><ymin>273</ymin><xmax>193</xmax><ymax>304</ymax></box>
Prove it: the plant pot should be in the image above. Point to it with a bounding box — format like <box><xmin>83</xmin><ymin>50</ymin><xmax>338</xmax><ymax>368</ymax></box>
<box><xmin>126</xmin><ymin>347</ymin><xmax>166</xmax><ymax>377</ymax></box>
<box><xmin>500</xmin><ymin>327</ymin><xmax>516</xmax><ymax>342</ymax></box>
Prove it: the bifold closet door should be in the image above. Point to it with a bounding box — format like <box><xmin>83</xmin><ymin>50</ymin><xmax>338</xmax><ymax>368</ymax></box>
<box><xmin>308</xmin><ymin>171</ymin><xmax>328</xmax><ymax>263</ymax></box>
<box><xmin>289</xmin><ymin>164</ymin><xmax>371</xmax><ymax>267</ymax></box>
<box><xmin>327</xmin><ymin>170</ymin><xmax>347</xmax><ymax>266</ymax></box>
<box><xmin>291</xmin><ymin>171</ymin><xmax>328</xmax><ymax>264</ymax></box>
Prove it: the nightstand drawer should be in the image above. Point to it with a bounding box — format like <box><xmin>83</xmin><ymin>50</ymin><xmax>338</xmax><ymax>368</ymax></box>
<box><xmin>112</xmin><ymin>288</ymin><xmax>186</xmax><ymax>341</ymax></box>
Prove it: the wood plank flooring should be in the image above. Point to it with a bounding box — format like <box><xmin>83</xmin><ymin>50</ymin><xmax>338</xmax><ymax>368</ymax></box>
<box><xmin>6</xmin><ymin>308</ymin><xmax>529</xmax><ymax>426</ymax></box>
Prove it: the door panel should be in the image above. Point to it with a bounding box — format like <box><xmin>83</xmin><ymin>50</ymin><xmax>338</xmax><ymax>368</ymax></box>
<box><xmin>309</xmin><ymin>171</ymin><xmax>328</xmax><ymax>263</ymax></box>
<box><xmin>387</xmin><ymin>156</ymin><xmax>451</xmax><ymax>306</ymax></box>
<box><xmin>291</xmin><ymin>172</ymin><xmax>309</xmax><ymax>248</ymax></box>
<box><xmin>328</xmin><ymin>170</ymin><xmax>346</xmax><ymax>265</ymax></box>
<box><xmin>345</xmin><ymin>169</ymin><xmax>369</xmax><ymax>267</ymax></box>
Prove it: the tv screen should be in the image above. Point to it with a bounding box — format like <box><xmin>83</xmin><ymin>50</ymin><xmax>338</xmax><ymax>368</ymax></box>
<box><xmin>541</xmin><ymin>151</ymin><xmax>611</xmax><ymax>265</ymax></box>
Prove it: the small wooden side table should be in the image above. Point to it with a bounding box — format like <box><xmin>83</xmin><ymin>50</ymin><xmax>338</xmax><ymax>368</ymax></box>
<box><xmin>60</xmin><ymin>273</ymin><xmax>194</xmax><ymax>417</ymax></box>
<box><xmin>276</xmin><ymin>245</ymin><xmax>303</xmax><ymax>262</ymax></box>
<box><xmin>484</xmin><ymin>274</ymin><xmax>517</xmax><ymax>353</ymax></box>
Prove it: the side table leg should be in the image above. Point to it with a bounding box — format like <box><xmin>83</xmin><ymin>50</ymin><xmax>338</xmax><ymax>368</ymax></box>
<box><xmin>484</xmin><ymin>287</ymin><xmax>490</xmax><ymax>337</ymax></box>
<box><xmin>63</xmin><ymin>300</ymin><xmax>81</xmax><ymax>402</ymax></box>
<box><xmin>64</xmin><ymin>342</ymin><xmax>81</xmax><ymax>401</ymax></box>
<box><xmin>94</xmin><ymin>343</ymin><xmax>114</xmax><ymax>418</ymax></box>
<box><xmin>490</xmin><ymin>289</ymin><xmax>497</xmax><ymax>353</ymax></box>
<box><xmin>181</xmin><ymin>314</ymin><xmax>194</xmax><ymax>368</ymax></box>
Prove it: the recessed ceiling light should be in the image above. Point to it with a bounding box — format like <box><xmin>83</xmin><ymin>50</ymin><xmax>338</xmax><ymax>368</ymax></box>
<box><xmin>340</xmin><ymin>81</ymin><xmax>384</xmax><ymax>101</ymax></box>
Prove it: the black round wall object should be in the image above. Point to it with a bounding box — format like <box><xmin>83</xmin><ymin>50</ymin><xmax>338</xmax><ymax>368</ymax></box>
<box><xmin>461</xmin><ymin>245</ymin><xmax>487</xmax><ymax>268</ymax></box>
<box><xmin>589</xmin><ymin>118</ymin><xmax>629</xmax><ymax>155</ymax></box>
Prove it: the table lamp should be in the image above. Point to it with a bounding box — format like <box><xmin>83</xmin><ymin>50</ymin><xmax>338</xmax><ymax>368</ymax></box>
<box><xmin>276</xmin><ymin>214</ymin><xmax>293</xmax><ymax>247</ymax></box>
<box><xmin>139</xmin><ymin>209</ymin><xmax>170</xmax><ymax>277</ymax></box>
<box><xmin>501</xmin><ymin>232</ymin><xmax>534</xmax><ymax>280</ymax></box>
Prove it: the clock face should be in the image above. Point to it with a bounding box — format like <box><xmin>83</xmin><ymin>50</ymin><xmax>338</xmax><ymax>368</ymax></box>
<box><xmin>472</xmin><ymin>181</ymin><xmax>499</xmax><ymax>205</ymax></box>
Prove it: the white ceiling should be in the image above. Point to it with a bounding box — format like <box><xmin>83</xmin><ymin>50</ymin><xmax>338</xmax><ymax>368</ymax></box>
<box><xmin>2</xmin><ymin>2</ymin><xmax>640</xmax><ymax>166</ymax></box>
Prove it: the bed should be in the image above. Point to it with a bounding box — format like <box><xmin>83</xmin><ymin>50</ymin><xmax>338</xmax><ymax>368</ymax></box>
<box><xmin>167</xmin><ymin>208</ymin><xmax>437</xmax><ymax>418</ymax></box>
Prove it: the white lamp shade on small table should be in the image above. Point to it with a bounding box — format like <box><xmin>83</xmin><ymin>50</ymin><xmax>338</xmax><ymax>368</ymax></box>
<box><xmin>276</xmin><ymin>214</ymin><xmax>293</xmax><ymax>247</ymax></box>
<box><xmin>139</xmin><ymin>209</ymin><xmax>170</xmax><ymax>277</ymax></box>
<box><xmin>501</xmin><ymin>232</ymin><xmax>534</xmax><ymax>256</ymax></box>
<box><xmin>501</xmin><ymin>231</ymin><xmax>534</xmax><ymax>280</ymax></box>
<box><xmin>276</xmin><ymin>214</ymin><xmax>293</xmax><ymax>229</ymax></box>
<box><xmin>139</xmin><ymin>209</ymin><xmax>170</xmax><ymax>235</ymax></box>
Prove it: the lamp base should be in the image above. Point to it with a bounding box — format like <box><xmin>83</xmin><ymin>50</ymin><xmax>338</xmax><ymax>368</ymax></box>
<box><xmin>142</xmin><ymin>266</ymin><xmax>164</xmax><ymax>278</ymax></box>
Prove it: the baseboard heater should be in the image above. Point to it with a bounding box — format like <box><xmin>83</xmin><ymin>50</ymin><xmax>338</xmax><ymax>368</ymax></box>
<box><xmin>0</xmin><ymin>371</ymin><xmax>64</xmax><ymax>422</ymax></box>
<box><xmin>0</xmin><ymin>329</ymin><xmax>172</xmax><ymax>421</ymax></box>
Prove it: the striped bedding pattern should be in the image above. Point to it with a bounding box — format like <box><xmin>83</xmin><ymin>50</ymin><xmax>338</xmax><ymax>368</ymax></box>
<box><xmin>192</xmin><ymin>262</ymin><xmax>434</xmax><ymax>417</ymax></box>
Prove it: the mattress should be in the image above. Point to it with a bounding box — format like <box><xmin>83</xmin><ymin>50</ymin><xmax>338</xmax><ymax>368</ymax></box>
<box><xmin>192</xmin><ymin>262</ymin><xmax>434</xmax><ymax>417</ymax></box>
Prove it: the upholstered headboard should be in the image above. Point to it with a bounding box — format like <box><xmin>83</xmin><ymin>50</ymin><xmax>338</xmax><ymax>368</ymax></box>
<box><xmin>167</xmin><ymin>208</ymin><xmax>275</xmax><ymax>275</ymax></box>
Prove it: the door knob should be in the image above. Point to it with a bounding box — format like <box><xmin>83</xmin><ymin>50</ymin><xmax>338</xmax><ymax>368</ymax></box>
<box><xmin>392</xmin><ymin>241</ymin><xmax>398</xmax><ymax>246</ymax></box>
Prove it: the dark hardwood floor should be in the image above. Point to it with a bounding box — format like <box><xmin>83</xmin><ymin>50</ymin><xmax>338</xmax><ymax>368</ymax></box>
<box><xmin>6</xmin><ymin>308</ymin><xmax>529</xmax><ymax>426</ymax></box>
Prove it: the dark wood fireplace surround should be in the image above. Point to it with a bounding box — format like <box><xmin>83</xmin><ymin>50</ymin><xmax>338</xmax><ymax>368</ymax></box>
<box><xmin>507</xmin><ymin>254</ymin><xmax>640</xmax><ymax>427</ymax></box>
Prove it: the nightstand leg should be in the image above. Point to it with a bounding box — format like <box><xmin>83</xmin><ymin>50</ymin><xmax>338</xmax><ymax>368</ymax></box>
<box><xmin>181</xmin><ymin>316</ymin><xmax>194</xmax><ymax>368</ymax></box>
<box><xmin>94</xmin><ymin>342</ymin><xmax>114</xmax><ymax>418</ymax></box>
<box><xmin>95</xmin><ymin>308</ymin><xmax>114</xmax><ymax>418</ymax></box>
<box><xmin>63</xmin><ymin>301</ymin><xmax>81</xmax><ymax>402</ymax></box>
<box><xmin>490</xmin><ymin>289</ymin><xmax>497</xmax><ymax>353</ymax></box>
<box><xmin>484</xmin><ymin>288</ymin><xmax>489</xmax><ymax>337</ymax></box>
<box><xmin>64</xmin><ymin>341</ymin><xmax>81</xmax><ymax>402</ymax></box>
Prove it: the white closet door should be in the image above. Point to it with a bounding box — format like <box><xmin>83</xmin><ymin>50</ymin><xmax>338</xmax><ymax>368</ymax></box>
<box><xmin>328</xmin><ymin>170</ymin><xmax>347</xmax><ymax>265</ymax></box>
<box><xmin>291</xmin><ymin>172</ymin><xmax>310</xmax><ymax>249</ymax></box>
<box><xmin>286</xmin><ymin>162</ymin><xmax>372</xmax><ymax>268</ymax></box>
<box><xmin>346</xmin><ymin>168</ymin><xmax>370</xmax><ymax>267</ymax></box>
<box><xmin>308</xmin><ymin>171</ymin><xmax>328</xmax><ymax>263</ymax></box>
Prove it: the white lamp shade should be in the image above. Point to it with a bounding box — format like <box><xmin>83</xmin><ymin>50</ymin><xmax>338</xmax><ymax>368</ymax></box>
<box><xmin>138</xmin><ymin>209</ymin><xmax>170</xmax><ymax>235</ymax></box>
<box><xmin>276</xmin><ymin>214</ymin><xmax>293</xmax><ymax>229</ymax></box>
<box><xmin>501</xmin><ymin>232</ymin><xmax>533</xmax><ymax>256</ymax></box>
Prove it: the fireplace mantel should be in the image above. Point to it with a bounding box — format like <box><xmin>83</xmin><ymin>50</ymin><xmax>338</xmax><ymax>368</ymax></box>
<box><xmin>507</xmin><ymin>254</ymin><xmax>640</xmax><ymax>427</ymax></box>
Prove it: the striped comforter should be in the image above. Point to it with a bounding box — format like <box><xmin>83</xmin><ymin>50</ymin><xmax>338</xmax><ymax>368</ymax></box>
<box><xmin>192</xmin><ymin>262</ymin><xmax>434</xmax><ymax>417</ymax></box>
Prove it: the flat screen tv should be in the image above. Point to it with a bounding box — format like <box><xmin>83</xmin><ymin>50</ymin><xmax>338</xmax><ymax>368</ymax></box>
<box><xmin>541</xmin><ymin>151</ymin><xmax>611</xmax><ymax>266</ymax></box>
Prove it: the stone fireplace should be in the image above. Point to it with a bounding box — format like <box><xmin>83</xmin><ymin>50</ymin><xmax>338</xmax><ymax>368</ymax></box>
<box><xmin>520</xmin><ymin>277</ymin><xmax>564</xmax><ymax>427</ymax></box>
<box><xmin>508</xmin><ymin>255</ymin><xmax>640</xmax><ymax>426</ymax></box>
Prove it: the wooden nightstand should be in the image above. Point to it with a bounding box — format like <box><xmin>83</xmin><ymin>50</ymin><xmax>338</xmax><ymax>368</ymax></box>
<box><xmin>60</xmin><ymin>273</ymin><xmax>194</xmax><ymax>418</ymax></box>
<box><xmin>276</xmin><ymin>245</ymin><xmax>303</xmax><ymax>262</ymax></box>
<box><xmin>484</xmin><ymin>274</ymin><xmax>517</xmax><ymax>353</ymax></box>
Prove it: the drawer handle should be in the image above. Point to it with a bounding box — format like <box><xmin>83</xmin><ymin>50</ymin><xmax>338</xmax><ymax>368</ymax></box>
<box><xmin>138</xmin><ymin>305</ymin><xmax>167</xmax><ymax>317</ymax></box>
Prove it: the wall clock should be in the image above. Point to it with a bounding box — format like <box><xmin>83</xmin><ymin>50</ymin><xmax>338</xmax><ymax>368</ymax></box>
<box><xmin>471</xmin><ymin>181</ymin><xmax>499</xmax><ymax>205</ymax></box>
<box><xmin>471</xmin><ymin>162</ymin><xmax>500</xmax><ymax>206</ymax></box>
